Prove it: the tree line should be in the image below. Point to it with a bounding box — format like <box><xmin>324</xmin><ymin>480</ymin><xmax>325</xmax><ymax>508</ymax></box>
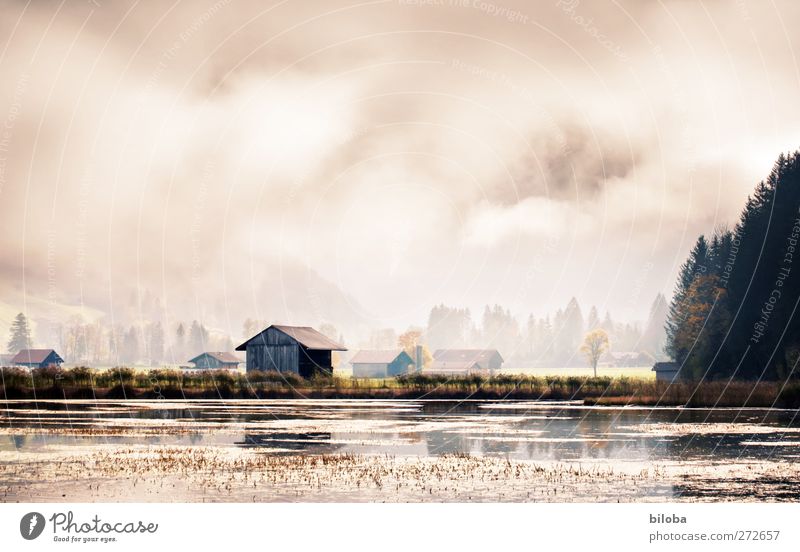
<box><xmin>666</xmin><ymin>151</ymin><xmax>800</xmax><ymax>380</ymax></box>
<box><xmin>366</xmin><ymin>296</ymin><xmax>668</xmax><ymax>367</ymax></box>
<box><xmin>6</xmin><ymin>294</ymin><xmax>669</xmax><ymax>369</ymax></box>
<box><xmin>4</xmin><ymin>313</ymin><xmax>234</xmax><ymax>367</ymax></box>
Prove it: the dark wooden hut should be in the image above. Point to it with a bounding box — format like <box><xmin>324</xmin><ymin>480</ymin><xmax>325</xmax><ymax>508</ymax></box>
<box><xmin>235</xmin><ymin>325</ymin><xmax>347</xmax><ymax>377</ymax></box>
<box><xmin>652</xmin><ymin>361</ymin><xmax>681</xmax><ymax>382</ymax></box>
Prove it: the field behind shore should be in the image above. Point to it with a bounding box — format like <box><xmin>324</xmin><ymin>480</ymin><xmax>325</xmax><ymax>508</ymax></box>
<box><xmin>51</xmin><ymin>363</ymin><xmax>655</xmax><ymax>380</ymax></box>
<box><xmin>500</xmin><ymin>366</ymin><xmax>655</xmax><ymax>379</ymax></box>
<box><xmin>335</xmin><ymin>365</ymin><xmax>655</xmax><ymax>380</ymax></box>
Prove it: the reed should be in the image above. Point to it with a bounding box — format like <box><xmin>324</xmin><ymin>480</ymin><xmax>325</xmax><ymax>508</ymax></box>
<box><xmin>2</xmin><ymin>366</ymin><xmax>800</xmax><ymax>407</ymax></box>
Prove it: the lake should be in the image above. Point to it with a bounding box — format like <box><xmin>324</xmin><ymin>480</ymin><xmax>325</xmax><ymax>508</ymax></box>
<box><xmin>1</xmin><ymin>399</ymin><xmax>799</xmax><ymax>502</ymax></box>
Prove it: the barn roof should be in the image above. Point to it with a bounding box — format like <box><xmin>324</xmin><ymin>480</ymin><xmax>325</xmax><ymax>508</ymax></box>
<box><xmin>236</xmin><ymin>325</ymin><xmax>347</xmax><ymax>351</ymax></box>
<box><xmin>12</xmin><ymin>349</ymin><xmax>63</xmax><ymax>364</ymax></box>
<box><xmin>189</xmin><ymin>352</ymin><xmax>241</xmax><ymax>364</ymax></box>
<box><xmin>350</xmin><ymin>349</ymin><xmax>409</xmax><ymax>364</ymax></box>
<box><xmin>652</xmin><ymin>361</ymin><xmax>679</xmax><ymax>372</ymax></box>
<box><xmin>432</xmin><ymin>349</ymin><xmax>503</xmax><ymax>365</ymax></box>
<box><xmin>426</xmin><ymin>360</ymin><xmax>481</xmax><ymax>372</ymax></box>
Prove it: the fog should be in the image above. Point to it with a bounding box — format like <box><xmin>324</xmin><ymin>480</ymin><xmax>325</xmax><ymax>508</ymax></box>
<box><xmin>1</xmin><ymin>0</ymin><xmax>799</xmax><ymax>348</ymax></box>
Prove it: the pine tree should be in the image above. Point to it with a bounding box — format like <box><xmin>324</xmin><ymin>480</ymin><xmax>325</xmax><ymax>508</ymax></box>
<box><xmin>122</xmin><ymin>326</ymin><xmax>139</xmax><ymax>365</ymax></box>
<box><xmin>7</xmin><ymin>313</ymin><xmax>32</xmax><ymax>354</ymax></box>
<box><xmin>674</xmin><ymin>274</ymin><xmax>731</xmax><ymax>379</ymax></box>
<box><xmin>242</xmin><ymin>318</ymin><xmax>259</xmax><ymax>339</ymax></box>
<box><xmin>586</xmin><ymin>306</ymin><xmax>600</xmax><ymax>331</ymax></box>
<box><xmin>552</xmin><ymin>298</ymin><xmax>583</xmax><ymax>364</ymax></box>
<box><xmin>526</xmin><ymin>314</ymin><xmax>536</xmax><ymax>356</ymax></box>
<box><xmin>665</xmin><ymin>236</ymin><xmax>709</xmax><ymax>362</ymax></box>
<box><xmin>642</xmin><ymin>294</ymin><xmax>668</xmax><ymax>359</ymax></box>
<box><xmin>535</xmin><ymin>316</ymin><xmax>554</xmax><ymax>362</ymax></box>
<box><xmin>149</xmin><ymin>322</ymin><xmax>164</xmax><ymax>364</ymax></box>
<box><xmin>601</xmin><ymin>311</ymin><xmax>614</xmax><ymax>334</ymax></box>
<box><xmin>188</xmin><ymin>321</ymin><xmax>208</xmax><ymax>355</ymax></box>
<box><xmin>666</xmin><ymin>150</ymin><xmax>800</xmax><ymax>380</ymax></box>
<box><xmin>173</xmin><ymin>322</ymin><xmax>186</xmax><ymax>361</ymax></box>
<box><xmin>426</xmin><ymin>304</ymin><xmax>473</xmax><ymax>349</ymax></box>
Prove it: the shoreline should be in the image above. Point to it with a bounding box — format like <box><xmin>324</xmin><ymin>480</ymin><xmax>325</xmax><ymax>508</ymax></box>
<box><xmin>2</xmin><ymin>368</ymin><xmax>799</xmax><ymax>407</ymax></box>
<box><xmin>2</xmin><ymin>379</ymin><xmax>800</xmax><ymax>408</ymax></box>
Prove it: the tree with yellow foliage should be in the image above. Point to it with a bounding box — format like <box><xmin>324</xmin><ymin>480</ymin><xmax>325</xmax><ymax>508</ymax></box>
<box><xmin>397</xmin><ymin>328</ymin><xmax>432</xmax><ymax>372</ymax></box>
<box><xmin>580</xmin><ymin>328</ymin><xmax>610</xmax><ymax>377</ymax></box>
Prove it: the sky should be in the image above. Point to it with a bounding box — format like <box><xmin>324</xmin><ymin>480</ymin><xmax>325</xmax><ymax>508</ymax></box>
<box><xmin>1</xmin><ymin>0</ymin><xmax>799</xmax><ymax>344</ymax></box>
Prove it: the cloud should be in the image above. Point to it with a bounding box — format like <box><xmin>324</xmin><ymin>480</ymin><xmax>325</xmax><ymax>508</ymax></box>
<box><xmin>464</xmin><ymin>197</ymin><xmax>585</xmax><ymax>246</ymax></box>
<box><xmin>1</xmin><ymin>0</ymin><xmax>800</xmax><ymax>342</ymax></box>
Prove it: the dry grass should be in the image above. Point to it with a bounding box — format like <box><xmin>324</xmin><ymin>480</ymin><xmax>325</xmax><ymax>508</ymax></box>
<box><xmin>588</xmin><ymin>380</ymin><xmax>800</xmax><ymax>408</ymax></box>
<box><xmin>2</xmin><ymin>367</ymin><xmax>800</xmax><ymax>407</ymax></box>
<box><xmin>2</xmin><ymin>446</ymin><xmax>799</xmax><ymax>502</ymax></box>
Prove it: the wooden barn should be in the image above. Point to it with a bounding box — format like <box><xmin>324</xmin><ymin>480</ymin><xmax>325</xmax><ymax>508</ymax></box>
<box><xmin>426</xmin><ymin>349</ymin><xmax>504</xmax><ymax>375</ymax></box>
<box><xmin>350</xmin><ymin>349</ymin><xmax>414</xmax><ymax>378</ymax></box>
<box><xmin>652</xmin><ymin>361</ymin><xmax>681</xmax><ymax>382</ymax></box>
<box><xmin>235</xmin><ymin>325</ymin><xmax>347</xmax><ymax>377</ymax></box>
<box><xmin>188</xmin><ymin>352</ymin><xmax>241</xmax><ymax>370</ymax></box>
<box><xmin>12</xmin><ymin>349</ymin><xmax>64</xmax><ymax>369</ymax></box>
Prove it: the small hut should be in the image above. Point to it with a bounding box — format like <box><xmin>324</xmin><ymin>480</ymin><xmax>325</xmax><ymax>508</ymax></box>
<box><xmin>606</xmin><ymin>351</ymin><xmax>656</xmax><ymax>367</ymax></box>
<box><xmin>236</xmin><ymin>325</ymin><xmax>346</xmax><ymax>377</ymax></box>
<box><xmin>350</xmin><ymin>349</ymin><xmax>414</xmax><ymax>378</ymax></box>
<box><xmin>12</xmin><ymin>349</ymin><xmax>64</xmax><ymax>369</ymax></box>
<box><xmin>425</xmin><ymin>359</ymin><xmax>484</xmax><ymax>375</ymax></box>
<box><xmin>427</xmin><ymin>349</ymin><xmax>503</xmax><ymax>375</ymax></box>
<box><xmin>652</xmin><ymin>361</ymin><xmax>681</xmax><ymax>382</ymax></box>
<box><xmin>188</xmin><ymin>352</ymin><xmax>241</xmax><ymax>370</ymax></box>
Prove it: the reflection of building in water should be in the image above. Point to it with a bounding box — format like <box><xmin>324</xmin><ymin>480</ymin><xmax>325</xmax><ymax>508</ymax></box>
<box><xmin>239</xmin><ymin>431</ymin><xmax>339</xmax><ymax>454</ymax></box>
<box><xmin>3</xmin><ymin>434</ymin><xmax>28</xmax><ymax>451</ymax></box>
<box><xmin>416</xmin><ymin>408</ymin><xmax>663</xmax><ymax>461</ymax></box>
<box><xmin>423</xmin><ymin>428</ymin><xmax>480</xmax><ymax>456</ymax></box>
